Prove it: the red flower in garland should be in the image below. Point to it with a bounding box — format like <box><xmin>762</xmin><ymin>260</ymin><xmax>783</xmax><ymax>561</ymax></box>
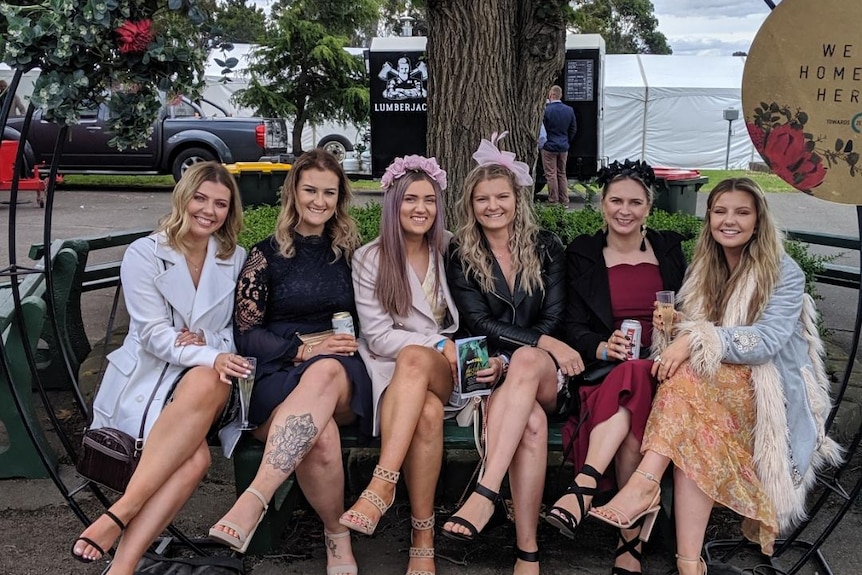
<box><xmin>116</xmin><ymin>20</ymin><xmax>154</xmax><ymax>54</ymax></box>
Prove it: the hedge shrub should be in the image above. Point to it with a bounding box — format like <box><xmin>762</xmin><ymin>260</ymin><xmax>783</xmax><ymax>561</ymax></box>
<box><xmin>239</xmin><ymin>203</ymin><xmax>828</xmax><ymax>302</ymax></box>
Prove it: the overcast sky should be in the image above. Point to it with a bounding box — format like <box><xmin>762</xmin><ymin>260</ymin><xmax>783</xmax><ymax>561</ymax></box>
<box><xmin>652</xmin><ymin>0</ymin><xmax>774</xmax><ymax>56</ymax></box>
<box><xmin>249</xmin><ymin>0</ymin><xmax>776</xmax><ymax>56</ymax></box>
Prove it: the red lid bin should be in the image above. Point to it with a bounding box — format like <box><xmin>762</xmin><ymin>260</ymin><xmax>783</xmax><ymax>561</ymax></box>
<box><xmin>652</xmin><ymin>167</ymin><xmax>709</xmax><ymax>215</ymax></box>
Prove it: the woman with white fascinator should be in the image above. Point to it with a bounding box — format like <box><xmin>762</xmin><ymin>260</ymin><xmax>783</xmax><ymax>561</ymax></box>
<box><xmin>444</xmin><ymin>132</ymin><xmax>584</xmax><ymax>575</ymax></box>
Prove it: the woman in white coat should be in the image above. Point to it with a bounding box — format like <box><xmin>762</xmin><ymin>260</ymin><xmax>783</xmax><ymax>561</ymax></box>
<box><xmin>341</xmin><ymin>156</ymin><xmax>459</xmax><ymax>575</ymax></box>
<box><xmin>72</xmin><ymin>162</ymin><xmax>249</xmax><ymax>575</ymax></box>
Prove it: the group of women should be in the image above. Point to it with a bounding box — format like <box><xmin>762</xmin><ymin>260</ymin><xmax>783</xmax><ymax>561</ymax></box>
<box><xmin>71</xmin><ymin>131</ymin><xmax>840</xmax><ymax>575</ymax></box>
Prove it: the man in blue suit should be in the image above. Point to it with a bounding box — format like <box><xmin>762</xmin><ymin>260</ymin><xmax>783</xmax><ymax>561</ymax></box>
<box><xmin>541</xmin><ymin>85</ymin><xmax>577</xmax><ymax>204</ymax></box>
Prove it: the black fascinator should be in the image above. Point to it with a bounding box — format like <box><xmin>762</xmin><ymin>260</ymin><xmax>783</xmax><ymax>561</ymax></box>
<box><xmin>596</xmin><ymin>159</ymin><xmax>656</xmax><ymax>189</ymax></box>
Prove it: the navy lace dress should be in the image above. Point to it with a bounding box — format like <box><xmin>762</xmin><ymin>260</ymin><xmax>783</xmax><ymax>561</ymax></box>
<box><xmin>234</xmin><ymin>234</ymin><xmax>373</xmax><ymax>436</ymax></box>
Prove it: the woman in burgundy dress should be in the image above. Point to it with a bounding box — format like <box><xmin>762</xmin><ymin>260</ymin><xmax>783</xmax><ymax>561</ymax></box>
<box><xmin>547</xmin><ymin>160</ymin><xmax>686</xmax><ymax>575</ymax></box>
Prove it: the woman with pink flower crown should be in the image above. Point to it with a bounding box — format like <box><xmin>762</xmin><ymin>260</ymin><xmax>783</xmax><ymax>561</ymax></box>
<box><xmin>444</xmin><ymin>133</ymin><xmax>585</xmax><ymax>575</ymax></box>
<box><xmin>340</xmin><ymin>155</ymin><xmax>459</xmax><ymax>575</ymax></box>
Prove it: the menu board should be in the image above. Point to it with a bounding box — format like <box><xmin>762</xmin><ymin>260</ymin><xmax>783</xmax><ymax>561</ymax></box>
<box><xmin>564</xmin><ymin>59</ymin><xmax>594</xmax><ymax>102</ymax></box>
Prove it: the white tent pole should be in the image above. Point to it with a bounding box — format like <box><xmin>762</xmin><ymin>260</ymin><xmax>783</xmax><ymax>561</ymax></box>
<box><xmin>636</xmin><ymin>55</ymin><xmax>649</xmax><ymax>162</ymax></box>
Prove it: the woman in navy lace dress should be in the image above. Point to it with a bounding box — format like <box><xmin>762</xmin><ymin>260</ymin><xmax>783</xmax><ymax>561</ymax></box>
<box><xmin>209</xmin><ymin>150</ymin><xmax>372</xmax><ymax>575</ymax></box>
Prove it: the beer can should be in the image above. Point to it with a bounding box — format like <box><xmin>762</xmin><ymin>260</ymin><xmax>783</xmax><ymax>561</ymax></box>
<box><xmin>332</xmin><ymin>312</ymin><xmax>355</xmax><ymax>336</ymax></box>
<box><xmin>620</xmin><ymin>319</ymin><xmax>642</xmax><ymax>360</ymax></box>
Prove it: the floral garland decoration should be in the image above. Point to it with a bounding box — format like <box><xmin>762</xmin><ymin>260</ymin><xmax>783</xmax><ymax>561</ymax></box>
<box><xmin>0</xmin><ymin>0</ymin><xmax>234</xmax><ymax>150</ymax></box>
<box><xmin>381</xmin><ymin>155</ymin><xmax>448</xmax><ymax>191</ymax></box>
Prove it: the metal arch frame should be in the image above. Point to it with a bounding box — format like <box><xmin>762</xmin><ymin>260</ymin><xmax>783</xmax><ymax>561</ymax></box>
<box><xmin>0</xmin><ymin>68</ymin><xmax>209</xmax><ymax>560</ymax></box>
<box><xmin>704</xmin><ymin>2</ymin><xmax>860</xmax><ymax>572</ymax></box>
<box><xmin>2</xmin><ymin>1</ymin><xmax>860</xmax><ymax>570</ymax></box>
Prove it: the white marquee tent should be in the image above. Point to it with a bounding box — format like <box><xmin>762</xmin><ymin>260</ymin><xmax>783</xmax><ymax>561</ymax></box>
<box><xmin>603</xmin><ymin>54</ymin><xmax>759</xmax><ymax>169</ymax></box>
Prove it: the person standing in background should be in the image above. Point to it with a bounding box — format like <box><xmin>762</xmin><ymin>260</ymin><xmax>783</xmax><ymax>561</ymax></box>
<box><xmin>541</xmin><ymin>85</ymin><xmax>577</xmax><ymax>205</ymax></box>
<box><xmin>0</xmin><ymin>80</ymin><xmax>27</xmax><ymax>116</ymax></box>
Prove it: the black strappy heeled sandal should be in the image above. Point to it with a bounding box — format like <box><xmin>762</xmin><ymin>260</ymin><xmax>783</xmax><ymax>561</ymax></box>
<box><xmin>516</xmin><ymin>547</ymin><xmax>540</xmax><ymax>565</ymax></box>
<box><xmin>441</xmin><ymin>483</ymin><xmax>504</xmax><ymax>543</ymax></box>
<box><xmin>546</xmin><ymin>463</ymin><xmax>602</xmax><ymax>539</ymax></box>
<box><xmin>611</xmin><ymin>518</ymin><xmax>645</xmax><ymax>575</ymax></box>
<box><xmin>71</xmin><ymin>510</ymin><xmax>126</xmax><ymax>563</ymax></box>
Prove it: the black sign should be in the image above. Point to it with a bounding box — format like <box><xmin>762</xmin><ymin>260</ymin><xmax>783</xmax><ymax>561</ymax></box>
<box><xmin>565</xmin><ymin>59</ymin><xmax>594</xmax><ymax>102</ymax></box>
<box><xmin>369</xmin><ymin>49</ymin><xmax>428</xmax><ymax>177</ymax></box>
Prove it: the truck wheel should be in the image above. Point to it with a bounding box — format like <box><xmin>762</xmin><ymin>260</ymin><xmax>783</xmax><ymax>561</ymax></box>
<box><xmin>317</xmin><ymin>135</ymin><xmax>353</xmax><ymax>163</ymax></box>
<box><xmin>172</xmin><ymin>147</ymin><xmax>216</xmax><ymax>182</ymax></box>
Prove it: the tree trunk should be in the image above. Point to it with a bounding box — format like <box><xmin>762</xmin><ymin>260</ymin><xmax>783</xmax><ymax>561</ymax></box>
<box><xmin>426</xmin><ymin>0</ymin><xmax>567</xmax><ymax>223</ymax></box>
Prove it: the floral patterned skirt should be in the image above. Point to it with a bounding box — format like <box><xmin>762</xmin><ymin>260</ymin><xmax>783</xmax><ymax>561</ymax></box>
<box><xmin>643</xmin><ymin>362</ymin><xmax>779</xmax><ymax>554</ymax></box>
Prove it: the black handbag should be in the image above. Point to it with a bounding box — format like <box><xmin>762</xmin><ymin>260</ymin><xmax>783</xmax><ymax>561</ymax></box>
<box><xmin>134</xmin><ymin>552</ymin><xmax>243</xmax><ymax>575</ymax></box>
<box><xmin>553</xmin><ymin>360</ymin><xmax>617</xmax><ymax>419</ymax></box>
<box><xmin>77</xmin><ymin>363</ymin><xmax>170</xmax><ymax>492</ymax></box>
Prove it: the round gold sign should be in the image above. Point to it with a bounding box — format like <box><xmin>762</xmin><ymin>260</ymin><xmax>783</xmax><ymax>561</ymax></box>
<box><xmin>742</xmin><ymin>0</ymin><xmax>862</xmax><ymax>203</ymax></box>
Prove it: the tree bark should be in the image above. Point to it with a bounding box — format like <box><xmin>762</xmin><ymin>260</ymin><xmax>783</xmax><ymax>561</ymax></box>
<box><xmin>426</xmin><ymin>0</ymin><xmax>567</xmax><ymax>222</ymax></box>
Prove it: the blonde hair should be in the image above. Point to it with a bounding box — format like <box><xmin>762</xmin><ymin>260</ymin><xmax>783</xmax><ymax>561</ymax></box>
<box><xmin>454</xmin><ymin>164</ymin><xmax>544</xmax><ymax>296</ymax></box>
<box><xmin>274</xmin><ymin>149</ymin><xmax>360</xmax><ymax>261</ymax></box>
<box><xmin>157</xmin><ymin>161</ymin><xmax>242</xmax><ymax>258</ymax></box>
<box><xmin>680</xmin><ymin>177</ymin><xmax>784</xmax><ymax>324</ymax></box>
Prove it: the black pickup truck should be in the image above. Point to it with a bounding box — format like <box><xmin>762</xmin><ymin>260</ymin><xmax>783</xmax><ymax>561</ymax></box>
<box><xmin>4</xmin><ymin>97</ymin><xmax>288</xmax><ymax>181</ymax></box>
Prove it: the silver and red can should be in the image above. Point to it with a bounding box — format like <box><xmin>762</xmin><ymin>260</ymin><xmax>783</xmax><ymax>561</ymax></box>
<box><xmin>620</xmin><ymin>319</ymin><xmax>642</xmax><ymax>360</ymax></box>
<box><xmin>332</xmin><ymin>312</ymin><xmax>355</xmax><ymax>336</ymax></box>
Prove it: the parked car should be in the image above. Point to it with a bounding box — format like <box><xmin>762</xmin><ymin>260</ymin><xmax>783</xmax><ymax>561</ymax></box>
<box><xmin>3</xmin><ymin>96</ymin><xmax>289</xmax><ymax>181</ymax></box>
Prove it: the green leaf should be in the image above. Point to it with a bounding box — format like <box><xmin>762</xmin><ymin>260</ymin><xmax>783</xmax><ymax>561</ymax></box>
<box><xmin>836</xmin><ymin>138</ymin><xmax>844</xmax><ymax>152</ymax></box>
<box><xmin>797</xmin><ymin>111</ymin><xmax>808</xmax><ymax>125</ymax></box>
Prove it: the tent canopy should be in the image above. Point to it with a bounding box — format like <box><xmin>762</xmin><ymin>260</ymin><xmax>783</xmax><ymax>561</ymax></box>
<box><xmin>603</xmin><ymin>54</ymin><xmax>757</xmax><ymax>169</ymax></box>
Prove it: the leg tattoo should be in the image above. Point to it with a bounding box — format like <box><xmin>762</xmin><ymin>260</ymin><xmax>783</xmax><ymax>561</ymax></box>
<box><xmin>326</xmin><ymin>536</ymin><xmax>341</xmax><ymax>559</ymax></box>
<box><xmin>265</xmin><ymin>413</ymin><xmax>318</xmax><ymax>474</ymax></box>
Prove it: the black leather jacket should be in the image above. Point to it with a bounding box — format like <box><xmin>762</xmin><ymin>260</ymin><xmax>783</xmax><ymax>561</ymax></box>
<box><xmin>446</xmin><ymin>230</ymin><xmax>566</xmax><ymax>354</ymax></box>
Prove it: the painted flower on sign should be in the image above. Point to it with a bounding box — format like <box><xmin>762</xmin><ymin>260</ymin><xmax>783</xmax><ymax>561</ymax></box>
<box><xmin>761</xmin><ymin>123</ymin><xmax>826</xmax><ymax>190</ymax></box>
<box><xmin>748</xmin><ymin>102</ymin><xmax>858</xmax><ymax>192</ymax></box>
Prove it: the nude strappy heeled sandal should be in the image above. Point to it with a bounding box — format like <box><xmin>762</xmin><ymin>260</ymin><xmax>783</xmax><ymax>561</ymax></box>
<box><xmin>339</xmin><ymin>465</ymin><xmax>400</xmax><ymax>536</ymax></box>
<box><xmin>588</xmin><ymin>468</ymin><xmax>662</xmax><ymax>542</ymax></box>
<box><xmin>406</xmin><ymin>515</ymin><xmax>435</xmax><ymax>575</ymax></box>
<box><xmin>324</xmin><ymin>529</ymin><xmax>358</xmax><ymax>575</ymax></box>
<box><xmin>209</xmin><ymin>487</ymin><xmax>269</xmax><ymax>553</ymax></box>
<box><xmin>676</xmin><ymin>553</ymin><xmax>708</xmax><ymax>575</ymax></box>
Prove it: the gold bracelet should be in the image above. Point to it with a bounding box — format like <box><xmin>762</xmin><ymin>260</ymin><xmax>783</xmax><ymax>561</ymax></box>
<box><xmin>305</xmin><ymin>343</ymin><xmax>314</xmax><ymax>360</ymax></box>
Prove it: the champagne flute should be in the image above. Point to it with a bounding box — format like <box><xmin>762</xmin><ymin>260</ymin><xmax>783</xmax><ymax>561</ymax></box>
<box><xmin>656</xmin><ymin>291</ymin><xmax>676</xmax><ymax>338</ymax></box>
<box><xmin>237</xmin><ymin>357</ymin><xmax>258</xmax><ymax>431</ymax></box>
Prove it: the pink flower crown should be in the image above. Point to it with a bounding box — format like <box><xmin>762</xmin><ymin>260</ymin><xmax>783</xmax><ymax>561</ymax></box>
<box><xmin>472</xmin><ymin>131</ymin><xmax>534</xmax><ymax>187</ymax></box>
<box><xmin>380</xmin><ymin>155</ymin><xmax>448</xmax><ymax>191</ymax></box>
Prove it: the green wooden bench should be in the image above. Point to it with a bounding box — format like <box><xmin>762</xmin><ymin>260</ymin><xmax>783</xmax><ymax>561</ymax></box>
<box><xmin>0</xmin><ymin>244</ymin><xmax>82</xmax><ymax>477</ymax></box>
<box><xmin>232</xmin><ymin>419</ymin><xmax>566</xmax><ymax>555</ymax></box>
<box><xmin>785</xmin><ymin>229</ymin><xmax>860</xmax><ymax>289</ymax></box>
<box><xmin>28</xmin><ymin>229</ymin><xmax>153</xmax><ymax>388</ymax></box>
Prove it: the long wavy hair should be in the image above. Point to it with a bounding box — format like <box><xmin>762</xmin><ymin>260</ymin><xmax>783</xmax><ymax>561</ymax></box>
<box><xmin>157</xmin><ymin>161</ymin><xmax>242</xmax><ymax>258</ymax></box>
<box><xmin>274</xmin><ymin>149</ymin><xmax>360</xmax><ymax>261</ymax></box>
<box><xmin>367</xmin><ymin>170</ymin><xmax>447</xmax><ymax>317</ymax></box>
<box><xmin>455</xmin><ymin>164</ymin><xmax>544</xmax><ymax>296</ymax></box>
<box><xmin>680</xmin><ymin>177</ymin><xmax>784</xmax><ymax>324</ymax></box>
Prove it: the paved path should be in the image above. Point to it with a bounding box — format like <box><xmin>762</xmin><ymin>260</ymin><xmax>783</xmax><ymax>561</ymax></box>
<box><xmin>1</xmin><ymin>187</ymin><xmax>861</xmax><ymax>574</ymax></box>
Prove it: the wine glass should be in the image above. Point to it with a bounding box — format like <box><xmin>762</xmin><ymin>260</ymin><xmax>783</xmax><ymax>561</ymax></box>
<box><xmin>237</xmin><ymin>357</ymin><xmax>257</xmax><ymax>431</ymax></box>
<box><xmin>656</xmin><ymin>290</ymin><xmax>676</xmax><ymax>338</ymax></box>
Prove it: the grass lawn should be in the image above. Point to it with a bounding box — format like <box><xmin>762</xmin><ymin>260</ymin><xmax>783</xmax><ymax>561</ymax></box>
<box><xmin>61</xmin><ymin>174</ymin><xmax>175</xmax><ymax>187</ymax></box>
<box><xmin>698</xmin><ymin>170</ymin><xmax>795</xmax><ymax>193</ymax></box>
<box><xmin>58</xmin><ymin>169</ymin><xmax>796</xmax><ymax>195</ymax></box>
